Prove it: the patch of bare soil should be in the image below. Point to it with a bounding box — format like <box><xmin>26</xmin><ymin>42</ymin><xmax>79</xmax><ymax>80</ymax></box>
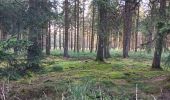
<box><xmin>144</xmin><ymin>75</ymin><xmax>167</xmax><ymax>83</ymax></box>
<box><xmin>150</xmin><ymin>76</ymin><xmax>167</xmax><ymax>82</ymax></box>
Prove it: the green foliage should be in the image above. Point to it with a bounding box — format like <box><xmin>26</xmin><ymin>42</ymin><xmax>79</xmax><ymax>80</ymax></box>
<box><xmin>159</xmin><ymin>21</ymin><xmax>170</xmax><ymax>35</ymax></box>
<box><xmin>0</xmin><ymin>36</ymin><xmax>32</xmax><ymax>51</ymax></box>
<box><xmin>0</xmin><ymin>37</ymin><xmax>32</xmax><ymax>80</ymax></box>
<box><xmin>0</xmin><ymin>0</ymin><xmax>27</xmax><ymax>34</ymax></box>
<box><xmin>0</xmin><ymin>37</ymin><xmax>31</xmax><ymax>62</ymax></box>
<box><xmin>50</xmin><ymin>64</ymin><xmax>63</xmax><ymax>72</ymax></box>
<box><xmin>165</xmin><ymin>54</ymin><xmax>170</xmax><ymax>69</ymax></box>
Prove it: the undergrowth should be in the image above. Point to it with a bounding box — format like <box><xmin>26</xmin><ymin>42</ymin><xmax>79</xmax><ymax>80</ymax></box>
<box><xmin>0</xmin><ymin>50</ymin><xmax>170</xmax><ymax>99</ymax></box>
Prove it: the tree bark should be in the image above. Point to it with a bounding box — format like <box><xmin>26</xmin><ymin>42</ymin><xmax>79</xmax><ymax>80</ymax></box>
<box><xmin>64</xmin><ymin>0</ymin><xmax>69</xmax><ymax>57</ymax></box>
<box><xmin>46</xmin><ymin>21</ymin><xmax>51</xmax><ymax>55</ymax></box>
<box><xmin>59</xmin><ymin>28</ymin><xmax>62</xmax><ymax>50</ymax></box>
<box><xmin>90</xmin><ymin>2</ymin><xmax>95</xmax><ymax>53</ymax></box>
<box><xmin>27</xmin><ymin>0</ymin><xmax>42</xmax><ymax>67</ymax></box>
<box><xmin>54</xmin><ymin>30</ymin><xmax>57</xmax><ymax>50</ymax></box>
<box><xmin>71</xmin><ymin>26</ymin><xmax>73</xmax><ymax>50</ymax></box>
<box><xmin>104</xmin><ymin>35</ymin><xmax>111</xmax><ymax>58</ymax></box>
<box><xmin>96</xmin><ymin>0</ymin><xmax>107</xmax><ymax>61</ymax></box>
<box><xmin>135</xmin><ymin>5</ymin><xmax>139</xmax><ymax>52</ymax></box>
<box><xmin>152</xmin><ymin>0</ymin><xmax>166</xmax><ymax>69</ymax></box>
<box><xmin>63</xmin><ymin>27</ymin><xmax>65</xmax><ymax>50</ymax></box>
<box><xmin>74</xmin><ymin>0</ymin><xmax>77</xmax><ymax>52</ymax></box>
<box><xmin>82</xmin><ymin>0</ymin><xmax>85</xmax><ymax>52</ymax></box>
<box><xmin>123</xmin><ymin>0</ymin><xmax>133</xmax><ymax>58</ymax></box>
<box><xmin>77</xmin><ymin>0</ymin><xmax>80</xmax><ymax>52</ymax></box>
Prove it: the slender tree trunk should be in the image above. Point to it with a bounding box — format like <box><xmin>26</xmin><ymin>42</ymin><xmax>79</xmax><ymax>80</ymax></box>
<box><xmin>90</xmin><ymin>2</ymin><xmax>95</xmax><ymax>53</ymax></box>
<box><xmin>64</xmin><ymin>0</ymin><xmax>69</xmax><ymax>57</ymax></box>
<box><xmin>131</xmin><ymin>32</ymin><xmax>134</xmax><ymax>51</ymax></box>
<box><xmin>63</xmin><ymin>27</ymin><xmax>65</xmax><ymax>50</ymax></box>
<box><xmin>59</xmin><ymin>28</ymin><xmax>62</xmax><ymax>50</ymax></box>
<box><xmin>123</xmin><ymin>0</ymin><xmax>133</xmax><ymax>58</ymax></box>
<box><xmin>87</xmin><ymin>30</ymin><xmax>89</xmax><ymax>51</ymax></box>
<box><xmin>74</xmin><ymin>0</ymin><xmax>77</xmax><ymax>52</ymax></box>
<box><xmin>41</xmin><ymin>34</ymin><xmax>44</xmax><ymax>50</ymax></box>
<box><xmin>46</xmin><ymin>21</ymin><xmax>51</xmax><ymax>55</ymax></box>
<box><xmin>111</xmin><ymin>35</ymin><xmax>114</xmax><ymax>49</ymax></box>
<box><xmin>54</xmin><ymin>30</ymin><xmax>57</xmax><ymax>50</ymax></box>
<box><xmin>152</xmin><ymin>0</ymin><xmax>166</xmax><ymax>69</ymax></box>
<box><xmin>71</xmin><ymin>27</ymin><xmax>73</xmax><ymax>50</ymax></box>
<box><xmin>135</xmin><ymin>5</ymin><xmax>139</xmax><ymax>52</ymax></box>
<box><xmin>96</xmin><ymin>35</ymin><xmax>98</xmax><ymax>52</ymax></box>
<box><xmin>68</xmin><ymin>28</ymin><xmax>71</xmax><ymax>50</ymax></box>
<box><xmin>96</xmin><ymin>0</ymin><xmax>107</xmax><ymax>61</ymax></box>
<box><xmin>88</xmin><ymin>31</ymin><xmax>91</xmax><ymax>51</ymax></box>
<box><xmin>77</xmin><ymin>0</ymin><xmax>80</xmax><ymax>52</ymax></box>
<box><xmin>117</xmin><ymin>32</ymin><xmax>120</xmax><ymax>49</ymax></box>
<box><xmin>82</xmin><ymin>0</ymin><xmax>85</xmax><ymax>52</ymax></box>
<box><xmin>113</xmin><ymin>36</ymin><xmax>116</xmax><ymax>49</ymax></box>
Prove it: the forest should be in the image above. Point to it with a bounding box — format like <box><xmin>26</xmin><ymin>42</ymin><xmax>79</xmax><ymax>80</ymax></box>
<box><xmin>1</xmin><ymin>0</ymin><xmax>170</xmax><ymax>99</ymax></box>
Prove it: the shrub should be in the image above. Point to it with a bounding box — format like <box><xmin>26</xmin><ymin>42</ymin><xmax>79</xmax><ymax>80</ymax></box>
<box><xmin>0</xmin><ymin>37</ymin><xmax>32</xmax><ymax>80</ymax></box>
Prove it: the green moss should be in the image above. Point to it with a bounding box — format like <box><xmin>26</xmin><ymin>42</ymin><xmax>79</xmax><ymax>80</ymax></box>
<box><xmin>143</xmin><ymin>71</ymin><xmax>167</xmax><ymax>78</ymax></box>
<box><xmin>3</xmin><ymin>51</ymin><xmax>170</xmax><ymax>99</ymax></box>
<box><xmin>108</xmin><ymin>72</ymin><xmax>125</xmax><ymax>79</ymax></box>
<box><xmin>50</xmin><ymin>64</ymin><xmax>63</xmax><ymax>72</ymax></box>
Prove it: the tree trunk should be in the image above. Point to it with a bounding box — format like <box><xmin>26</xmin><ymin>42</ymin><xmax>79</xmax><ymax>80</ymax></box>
<box><xmin>87</xmin><ymin>30</ymin><xmax>89</xmax><ymax>51</ymax></box>
<box><xmin>90</xmin><ymin>2</ymin><xmax>95</xmax><ymax>53</ymax></box>
<box><xmin>88</xmin><ymin>30</ymin><xmax>91</xmax><ymax>51</ymax></box>
<box><xmin>46</xmin><ymin>21</ymin><xmax>51</xmax><ymax>55</ymax></box>
<box><xmin>41</xmin><ymin>34</ymin><xmax>44</xmax><ymax>50</ymax></box>
<box><xmin>64</xmin><ymin>0</ymin><xmax>69</xmax><ymax>57</ymax></box>
<box><xmin>63</xmin><ymin>27</ymin><xmax>65</xmax><ymax>50</ymax></box>
<box><xmin>59</xmin><ymin>28</ymin><xmax>62</xmax><ymax>50</ymax></box>
<box><xmin>96</xmin><ymin>35</ymin><xmax>98</xmax><ymax>52</ymax></box>
<box><xmin>77</xmin><ymin>0</ymin><xmax>80</xmax><ymax>53</ymax></box>
<box><xmin>117</xmin><ymin>32</ymin><xmax>120</xmax><ymax>49</ymax></box>
<box><xmin>82</xmin><ymin>0</ymin><xmax>85</xmax><ymax>52</ymax></box>
<box><xmin>152</xmin><ymin>0</ymin><xmax>166</xmax><ymax>69</ymax></box>
<box><xmin>123</xmin><ymin>0</ymin><xmax>133</xmax><ymax>58</ymax></box>
<box><xmin>54</xmin><ymin>30</ymin><xmax>57</xmax><ymax>50</ymax></box>
<box><xmin>71</xmin><ymin>26</ymin><xmax>73</xmax><ymax>50</ymax></box>
<box><xmin>104</xmin><ymin>35</ymin><xmax>111</xmax><ymax>58</ymax></box>
<box><xmin>74</xmin><ymin>0</ymin><xmax>77</xmax><ymax>52</ymax></box>
<box><xmin>96</xmin><ymin>0</ymin><xmax>107</xmax><ymax>61</ymax></box>
<box><xmin>135</xmin><ymin>5</ymin><xmax>139</xmax><ymax>52</ymax></box>
<box><xmin>27</xmin><ymin>0</ymin><xmax>42</xmax><ymax>67</ymax></box>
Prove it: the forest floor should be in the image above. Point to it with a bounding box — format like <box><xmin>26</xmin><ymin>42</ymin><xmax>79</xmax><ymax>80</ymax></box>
<box><xmin>1</xmin><ymin>50</ymin><xmax>170</xmax><ymax>100</ymax></box>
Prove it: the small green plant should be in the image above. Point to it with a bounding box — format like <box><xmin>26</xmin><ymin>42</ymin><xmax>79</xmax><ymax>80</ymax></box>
<box><xmin>50</xmin><ymin>64</ymin><xmax>63</xmax><ymax>72</ymax></box>
<box><xmin>165</xmin><ymin>54</ymin><xmax>170</xmax><ymax>69</ymax></box>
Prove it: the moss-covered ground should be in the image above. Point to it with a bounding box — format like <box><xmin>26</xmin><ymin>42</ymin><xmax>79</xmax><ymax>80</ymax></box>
<box><xmin>1</xmin><ymin>50</ymin><xmax>170</xmax><ymax>100</ymax></box>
